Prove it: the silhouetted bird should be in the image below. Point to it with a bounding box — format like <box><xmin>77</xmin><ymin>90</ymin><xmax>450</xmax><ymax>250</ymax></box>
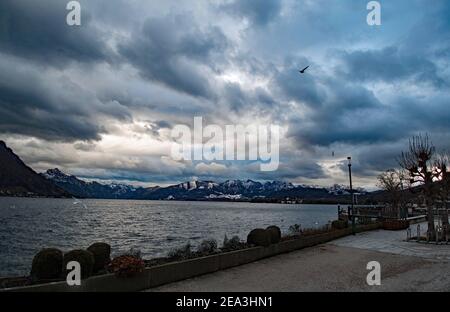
<box><xmin>299</xmin><ymin>66</ymin><xmax>309</xmax><ymax>74</ymax></box>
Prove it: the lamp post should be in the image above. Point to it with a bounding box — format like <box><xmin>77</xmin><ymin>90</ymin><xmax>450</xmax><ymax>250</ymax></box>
<box><xmin>348</xmin><ymin>157</ymin><xmax>355</xmax><ymax>235</ymax></box>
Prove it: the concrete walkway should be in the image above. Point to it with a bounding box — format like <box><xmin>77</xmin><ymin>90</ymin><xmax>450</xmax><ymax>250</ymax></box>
<box><xmin>333</xmin><ymin>223</ymin><xmax>450</xmax><ymax>261</ymax></box>
<box><xmin>147</xmin><ymin>224</ymin><xmax>450</xmax><ymax>292</ymax></box>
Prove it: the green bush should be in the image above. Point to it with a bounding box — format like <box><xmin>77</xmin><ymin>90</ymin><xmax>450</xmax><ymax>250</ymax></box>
<box><xmin>87</xmin><ymin>242</ymin><xmax>111</xmax><ymax>273</ymax></box>
<box><xmin>247</xmin><ymin>229</ymin><xmax>271</xmax><ymax>247</ymax></box>
<box><xmin>63</xmin><ymin>249</ymin><xmax>95</xmax><ymax>279</ymax></box>
<box><xmin>30</xmin><ymin>248</ymin><xmax>63</xmax><ymax>282</ymax></box>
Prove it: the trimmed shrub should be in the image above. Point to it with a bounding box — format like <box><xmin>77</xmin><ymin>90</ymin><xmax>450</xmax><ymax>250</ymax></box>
<box><xmin>63</xmin><ymin>249</ymin><xmax>95</xmax><ymax>279</ymax></box>
<box><xmin>331</xmin><ymin>220</ymin><xmax>348</xmax><ymax>230</ymax></box>
<box><xmin>266</xmin><ymin>226</ymin><xmax>281</xmax><ymax>244</ymax></box>
<box><xmin>87</xmin><ymin>242</ymin><xmax>111</xmax><ymax>273</ymax></box>
<box><xmin>30</xmin><ymin>248</ymin><xmax>63</xmax><ymax>282</ymax></box>
<box><xmin>247</xmin><ymin>229</ymin><xmax>271</xmax><ymax>247</ymax></box>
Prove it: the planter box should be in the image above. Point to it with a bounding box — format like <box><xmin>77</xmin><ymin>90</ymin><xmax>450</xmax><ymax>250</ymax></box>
<box><xmin>383</xmin><ymin>219</ymin><xmax>409</xmax><ymax>231</ymax></box>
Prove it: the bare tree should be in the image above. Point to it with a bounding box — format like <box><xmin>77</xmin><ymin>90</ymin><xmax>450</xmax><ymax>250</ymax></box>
<box><xmin>434</xmin><ymin>152</ymin><xmax>450</xmax><ymax>232</ymax></box>
<box><xmin>398</xmin><ymin>134</ymin><xmax>438</xmax><ymax>239</ymax></box>
<box><xmin>377</xmin><ymin>169</ymin><xmax>406</xmax><ymax>219</ymax></box>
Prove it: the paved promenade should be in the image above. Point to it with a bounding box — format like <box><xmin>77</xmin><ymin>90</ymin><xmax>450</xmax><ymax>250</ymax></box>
<box><xmin>147</xmin><ymin>223</ymin><xmax>450</xmax><ymax>292</ymax></box>
<box><xmin>333</xmin><ymin>223</ymin><xmax>450</xmax><ymax>261</ymax></box>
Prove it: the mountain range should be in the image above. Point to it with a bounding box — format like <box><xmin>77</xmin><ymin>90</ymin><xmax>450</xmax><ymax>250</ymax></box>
<box><xmin>0</xmin><ymin>140</ymin><xmax>363</xmax><ymax>202</ymax></box>
<box><xmin>40</xmin><ymin>168</ymin><xmax>344</xmax><ymax>201</ymax></box>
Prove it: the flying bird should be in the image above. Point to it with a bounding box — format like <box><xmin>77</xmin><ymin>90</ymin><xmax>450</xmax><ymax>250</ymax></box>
<box><xmin>299</xmin><ymin>66</ymin><xmax>309</xmax><ymax>74</ymax></box>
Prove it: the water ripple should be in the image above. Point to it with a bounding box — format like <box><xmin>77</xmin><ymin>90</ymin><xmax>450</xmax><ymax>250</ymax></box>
<box><xmin>0</xmin><ymin>198</ymin><xmax>337</xmax><ymax>277</ymax></box>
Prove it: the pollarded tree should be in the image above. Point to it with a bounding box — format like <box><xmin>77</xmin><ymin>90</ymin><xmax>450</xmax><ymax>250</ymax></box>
<box><xmin>434</xmin><ymin>152</ymin><xmax>450</xmax><ymax>231</ymax></box>
<box><xmin>398</xmin><ymin>134</ymin><xmax>439</xmax><ymax>239</ymax></box>
<box><xmin>377</xmin><ymin>169</ymin><xmax>407</xmax><ymax>219</ymax></box>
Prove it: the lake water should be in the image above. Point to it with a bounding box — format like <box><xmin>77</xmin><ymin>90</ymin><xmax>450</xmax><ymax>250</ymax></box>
<box><xmin>0</xmin><ymin>197</ymin><xmax>339</xmax><ymax>277</ymax></box>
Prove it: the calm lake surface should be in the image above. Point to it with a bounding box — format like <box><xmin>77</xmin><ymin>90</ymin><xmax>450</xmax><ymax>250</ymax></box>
<box><xmin>0</xmin><ymin>197</ymin><xmax>339</xmax><ymax>277</ymax></box>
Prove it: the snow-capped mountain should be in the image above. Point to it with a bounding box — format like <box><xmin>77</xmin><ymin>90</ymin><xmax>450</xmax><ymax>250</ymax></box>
<box><xmin>41</xmin><ymin>168</ymin><xmax>345</xmax><ymax>201</ymax></box>
<box><xmin>41</xmin><ymin>168</ymin><xmax>145</xmax><ymax>199</ymax></box>
<box><xmin>143</xmin><ymin>179</ymin><xmax>327</xmax><ymax>201</ymax></box>
<box><xmin>327</xmin><ymin>184</ymin><xmax>367</xmax><ymax>196</ymax></box>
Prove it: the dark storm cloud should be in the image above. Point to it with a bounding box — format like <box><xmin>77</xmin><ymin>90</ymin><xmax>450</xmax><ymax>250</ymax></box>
<box><xmin>119</xmin><ymin>15</ymin><xmax>229</xmax><ymax>98</ymax></box>
<box><xmin>284</xmin><ymin>76</ymin><xmax>391</xmax><ymax>147</ymax></box>
<box><xmin>0</xmin><ymin>57</ymin><xmax>131</xmax><ymax>142</ymax></box>
<box><xmin>222</xmin><ymin>0</ymin><xmax>282</xmax><ymax>26</ymax></box>
<box><xmin>338</xmin><ymin>47</ymin><xmax>447</xmax><ymax>87</ymax></box>
<box><xmin>273</xmin><ymin>67</ymin><xmax>326</xmax><ymax>108</ymax></box>
<box><xmin>0</xmin><ymin>0</ymin><xmax>110</xmax><ymax>67</ymax></box>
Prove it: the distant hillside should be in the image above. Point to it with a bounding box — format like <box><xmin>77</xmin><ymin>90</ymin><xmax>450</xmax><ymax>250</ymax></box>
<box><xmin>0</xmin><ymin>141</ymin><xmax>69</xmax><ymax>197</ymax></box>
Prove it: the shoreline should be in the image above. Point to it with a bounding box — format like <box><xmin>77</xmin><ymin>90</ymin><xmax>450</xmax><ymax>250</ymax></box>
<box><xmin>0</xmin><ymin>195</ymin><xmax>353</xmax><ymax>205</ymax></box>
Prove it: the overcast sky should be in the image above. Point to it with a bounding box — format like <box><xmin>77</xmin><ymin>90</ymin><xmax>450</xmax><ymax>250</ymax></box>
<box><xmin>1</xmin><ymin>0</ymin><xmax>449</xmax><ymax>189</ymax></box>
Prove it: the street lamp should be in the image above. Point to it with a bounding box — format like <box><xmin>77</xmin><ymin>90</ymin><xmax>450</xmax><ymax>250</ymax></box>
<box><xmin>348</xmin><ymin>157</ymin><xmax>355</xmax><ymax>235</ymax></box>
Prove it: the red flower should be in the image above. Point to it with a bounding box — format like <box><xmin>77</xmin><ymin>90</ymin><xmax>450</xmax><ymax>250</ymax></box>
<box><xmin>107</xmin><ymin>255</ymin><xmax>145</xmax><ymax>278</ymax></box>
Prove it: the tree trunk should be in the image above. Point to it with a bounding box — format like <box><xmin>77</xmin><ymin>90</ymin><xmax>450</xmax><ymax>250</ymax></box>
<box><xmin>443</xmin><ymin>201</ymin><xmax>449</xmax><ymax>234</ymax></box>
<box><xmin>427</xmin><ymin>200</ymin><xmax>436</xmax><ymax>240</ymax></box>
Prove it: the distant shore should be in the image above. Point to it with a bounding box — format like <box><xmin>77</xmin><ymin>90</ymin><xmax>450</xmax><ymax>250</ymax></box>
<box><xmin>0</xmin><ymin>194</ymin><xmax>357</xmax><ymax>205</ymax></box>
